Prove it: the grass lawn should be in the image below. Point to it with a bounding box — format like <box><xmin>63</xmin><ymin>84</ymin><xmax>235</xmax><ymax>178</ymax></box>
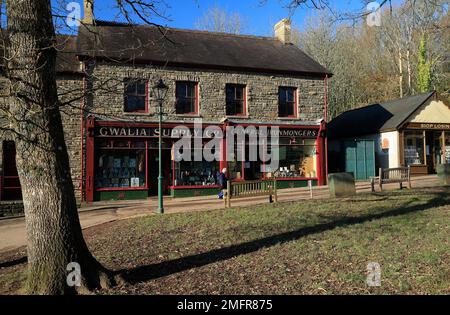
<box><xmin>1</xmin><ymin>187</ymin><xmax>449</xmax><ymax>295</ymax></box>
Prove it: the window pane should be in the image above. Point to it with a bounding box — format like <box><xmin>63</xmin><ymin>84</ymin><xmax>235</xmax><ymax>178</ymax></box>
<box><xmin>235</xmin><ymin>86</ymin><xmax>243</xmax><ymax>100</ymax></box>
<box><xmin>176</xmin><ymin>82</ymin><xmax>197</xmax><ymax>114</ymax></box>
<box><xmin>125</xmin><ymin>95</ymin><xmax>146</xmax><ymax>112</ymax></box>
<box><xmin>226</xmin><ymin>84</ymin><xmax>245</xmax><ymax>115</ymax></box>
<box><xmin>124</xmin><ymin>79</ymin><xmax>147</xmax><ymax>112</ymax></box>
<box><xmin>279</xmin><ymin>87</ymin><xmax>296</xmax><ymax>117</ymax></box>
<box><xmin>404</xmin><ymin>131</ymin><xmax>425</xmax><ymax>165</ymax></box>
<box><xmin>186</xmin><ymin>83</ymin><xmax>195</xmax><ymax>98</ymax></box>
<box><xmin>95</xmin><ymin>147</ymin><xmax>147</xmax><ymax>189</ymax></box>
<box><xmin>174</xmin><ymin>142</ymin><xmax>220</xmax><ymax>186</ymax></box>
<box><xmin>136</xmin><ymin>82</ymin><xmax>146</xmax><ymax>95</ymax></box>
<box><xmin>226</xmin><ymin>85</ymin><xmax>234</xmax><ymax>103</ymax></box>
<box><xmin>272</xmin><ymin>143</ymin><xmax>317</xmax><ymax>178</ymax></box>
<box><xmin>287</xmin><ymin>89</ymin><xmax>295</xmax><ymax>102</ymax></box>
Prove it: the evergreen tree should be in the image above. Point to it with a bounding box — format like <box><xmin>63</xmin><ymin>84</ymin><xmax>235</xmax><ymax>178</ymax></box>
<box><xmin>417</xmin><ymin>34</ymin><xmax>432</xmax><ymax>93</ymax></box>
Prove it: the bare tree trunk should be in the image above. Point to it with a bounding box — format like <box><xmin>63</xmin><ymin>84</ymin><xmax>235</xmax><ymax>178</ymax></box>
<box><xmin>406</xmin><ymin>48</ymin><xmax>412</xmax><ymax>94</ymax></box>
<box><xmin>398</xmin><ymin>48</ymin><xmax>404</xmax><ymax>98</ymax></box>
<box><xmin>5</xmin><ymin>0</ymin><xmax>113</xmax><ymax>295</ymax></box>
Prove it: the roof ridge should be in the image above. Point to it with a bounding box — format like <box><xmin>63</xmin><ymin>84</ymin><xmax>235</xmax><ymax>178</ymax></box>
<box><xmin>92</xmin><ymin>19</ymin><xmax>278</xmax><ymax>42</ymax></box>
<box><xmin>340</xmin><ymin>92</ymin><xmax>436</xmax><ymax>116</ymax></box>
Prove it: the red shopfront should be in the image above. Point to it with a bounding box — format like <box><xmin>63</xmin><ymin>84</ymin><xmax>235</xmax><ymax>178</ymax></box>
<box><xmin>84</xmin><ymin>117</ymin><xmax>327</xmax><ymax>202</ymax></box>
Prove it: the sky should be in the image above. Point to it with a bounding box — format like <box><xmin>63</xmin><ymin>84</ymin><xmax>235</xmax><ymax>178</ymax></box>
<box><xmin>57</xmin><ymin>0</ymin><xmax>368</xmax><ymax>36</ymax></box>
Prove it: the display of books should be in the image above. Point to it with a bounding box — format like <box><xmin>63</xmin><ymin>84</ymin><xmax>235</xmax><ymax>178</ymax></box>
<box><xmin>96</xmin><ymin>153</ymin><xmax>145</xmax><ymax>189</ymax></box>
<box><xmin>405</xmin><ymin>146</ymin><xmax>422</xmax><ymax>165</ymax></box>
<box><xmin>131</xmin><ymin>177</ymin><xmax>140</xmax><ymax>187</ymax></box>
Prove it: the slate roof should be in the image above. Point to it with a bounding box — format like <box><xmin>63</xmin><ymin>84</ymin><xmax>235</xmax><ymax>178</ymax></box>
<box><xmin>76</xmin><ymin>23</ymin><xmax>332</xmax><ymax>77</ymax></box>
<box><xmin>328</xmin><ymin>92</ymin><xmax>436</xmax><ymax>139</ymax></box>
<box><xmin>55</xmin><ymin>35</ymin><xmax>82</xmax><ymax>74</ymax></box>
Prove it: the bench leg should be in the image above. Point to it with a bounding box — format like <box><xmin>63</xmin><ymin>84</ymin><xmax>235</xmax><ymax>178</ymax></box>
<box><xmin>371</xmin><ymin>178</ymin><xmax>375</xmax><ymax>192</ymax></box>
<box><xmin>400</xmin><ymin>182</ymin><xmax>403</xmax><ymax>190</ymax></box>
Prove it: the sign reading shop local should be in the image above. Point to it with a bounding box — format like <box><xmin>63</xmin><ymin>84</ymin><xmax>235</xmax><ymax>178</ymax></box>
<box><xmin>95</xmin><ymin>125</ymin><xmax>320</xmax><ymax>139</ymax></box>
<box><xmin>406</xmin><ymin>123</ymin><xmax>450</xmax><ymax>130</ymax></box>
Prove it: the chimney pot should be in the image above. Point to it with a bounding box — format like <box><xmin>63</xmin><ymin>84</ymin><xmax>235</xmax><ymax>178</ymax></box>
<box><xmin>274</xmin><ymin>18</ymin><xmax>291</xmax><ymax>44</ymax></box>
<box><xmin>83</xmin><ymin>0</ymin><xmax>94</xmax><ymax>25</ymax></box>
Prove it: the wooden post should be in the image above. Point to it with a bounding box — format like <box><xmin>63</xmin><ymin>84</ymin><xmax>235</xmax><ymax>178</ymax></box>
<box><xmin>269</xmin><ymin>182</ymin><xmax>273</xmax><ymax>203</ymax></box>
<box><xmin>273</xmin><ymin>179</ymin><xmax>278</xmax><ymax>203</ymax></box>
<box><xmin>408</xmin><ymin>165</ymin><xmax>412</xmax><ymax>189</ymax></box>
<box><xmin>226</xmin><ymin>180</ymin><xmax>231</xmax><ymax>208</ymax></box>
<box><xmin>379</xmin><ymin>168</ymin><xmax>383</xmax><ymax>191</ymax></box>
<box><xmin>370</xmin><ymin>177</ymin><xmax>375</xmax><ymax>193</ymax></box>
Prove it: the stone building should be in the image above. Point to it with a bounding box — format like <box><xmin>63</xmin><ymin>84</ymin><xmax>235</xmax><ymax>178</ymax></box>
<box><xmin>0</xmin><ymin>1</ymin><xmax>331</xmax><ymax>207</ymax></box>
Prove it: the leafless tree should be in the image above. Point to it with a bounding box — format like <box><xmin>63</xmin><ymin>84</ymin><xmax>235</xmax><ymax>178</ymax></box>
<box><xmin>0</xmin><ymin>0</ymin><xmax>170</xmax><ymax>295</ymax></box>
<box><xmin>195</xmin><ymin>5</ymin><xmax>246</xmax><ymax>34</ymax></box>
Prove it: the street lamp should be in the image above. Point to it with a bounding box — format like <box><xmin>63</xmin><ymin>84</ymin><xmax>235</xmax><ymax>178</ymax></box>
<box><xmin>152</xmin><ymin>79</ymin><xmax>169</xmax><ymax>214</ymax></box>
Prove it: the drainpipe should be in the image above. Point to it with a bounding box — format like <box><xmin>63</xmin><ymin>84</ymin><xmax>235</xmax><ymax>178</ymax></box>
<box><xmin>80</xmin><ymin>61</ymin><xmax>87</xmax><ymax>202</ymax></box>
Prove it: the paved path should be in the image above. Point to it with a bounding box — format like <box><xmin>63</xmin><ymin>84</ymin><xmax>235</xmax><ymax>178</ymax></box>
<box><xmin>0</xmin><ymin>175</ymin><xmax>441</xmax><ymax>253</ymax></box>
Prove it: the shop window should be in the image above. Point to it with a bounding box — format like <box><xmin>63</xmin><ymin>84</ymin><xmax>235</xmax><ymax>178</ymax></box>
<box><xmin>176</xmin><ymin>81</ymin><xmax>198</xmax><ymax>115</ymax></box>
<box><xmin>227</xmin><ymin>141</ymin><xmax>245</xmax><ymax>180</ymax></box>
<box><xmin>404</xmin><ymin>131</ymin><xmax>425</xmax><ymax>165</ymax></box>
<box><xmin>226</xmin><ymin>84</ymin><xmax>246</xmax><ymax>116</ymax></box>
<box><xmin>95</xmin><ymin>140</ymin><xmax>147</xmax><ymax>189</ymax></box>
<box><xmin>124</xmin><ymin>79</ymin><xmax>147</xmax><ymax>113</ymax></box>
<box><xmin>273</xmin><ymin>138</ymin><xmax>317</xmax><ymax>178</ymax></box>
<box><xmin>278</xmin><ymin>87</ymin><xmax>297</xmax><ymax>118</ymax></box>
<box><xmin>1</xmin><ymin>141</ymin><xmax>22</xmax><ymax>201</ymax></box>
<box><xmin>445</xmin><ymin>132</ymin><xmax>450</xmax><ymax>164</ymax></box>
<box><xmin>173</xmin><ymin>142</ymin><xmax>220</xmax><ymax>186</ymax></box>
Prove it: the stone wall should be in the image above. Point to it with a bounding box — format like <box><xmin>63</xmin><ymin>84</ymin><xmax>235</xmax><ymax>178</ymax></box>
<box><xmin>0</xmin><ymin>74</ymin><xmax>84</xmax><ymax>203</ymax></box>
<box><xmin>88</xmin><ymin>63</ymin><xmax>326</xmax><ymax>123</ymax></box>
<box><xmin>1</xmin><ymin>61</ymin><xmax>326</xmax><ymax>205</ymax></box>
<box><xmin>57</xmin><ymin>75</ymin><xmax>84</xmax><ymax>202</ymax></box>
<box><xmin>0</xmin><ymin>201</ymin><xmax>24</xmax><ymax>217</ymax></box>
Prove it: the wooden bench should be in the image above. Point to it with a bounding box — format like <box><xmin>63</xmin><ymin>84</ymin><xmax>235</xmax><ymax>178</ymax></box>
<box><xmin>224</xmin><ymin>179</ymin><xmax>277</xmax><ymax>208</ymax></box>
<box><xmin>371</xmin><ymin>166</ymin><xmax>412</xmax><ymax>192</ymax></box>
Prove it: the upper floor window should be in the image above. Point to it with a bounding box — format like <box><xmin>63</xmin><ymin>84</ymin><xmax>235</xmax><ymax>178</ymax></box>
<box><xmin>226</xmin><ymin>84</ymin><xmax>246</xmax><ymax>116</ymax></box>
<box><xmin>278</xmin><ymin>87</ymin><xmax>297</xmax><ymax>118</ymax></box>
<box><xmin>176</xmin><ymin>81</ymin><xmax>198</xmax><ymax>115</ymax></box>
<box><xmin>124</xmin><ymin>79</ymin><xmax>147</xmax><ymax>113</ymax></box>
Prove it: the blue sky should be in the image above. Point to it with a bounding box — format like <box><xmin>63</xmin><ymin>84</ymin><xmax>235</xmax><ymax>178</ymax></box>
<box><xmin>59</xmin><ymin>0</ymin><xmax>367</xmax><ymax>36</ymax></box>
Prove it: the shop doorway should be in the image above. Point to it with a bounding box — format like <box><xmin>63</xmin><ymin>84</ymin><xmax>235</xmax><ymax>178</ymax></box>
<box><xmin>426</xmin><ymin>131</ymin><xmax>444</xmax><ymax>174</ymax></box>
<box><xmin>148</xmin><ymin>148</ymin><xmax>172</xmax><ymax>196</ymax></box>
<box><xmin>425</xmin><ymin>131</ymin><xmax>444</xmax><ymax>174</ymax></box>
<box><xmin>2</xmin><ymin>141</ymin><xmax>22</xmax><ymax>201</ymax></box>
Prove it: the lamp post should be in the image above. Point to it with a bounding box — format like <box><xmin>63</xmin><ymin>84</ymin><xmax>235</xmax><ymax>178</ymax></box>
<box><xmin>152</xmin><ymin>79</ymin><xmax>169</xmax><ymax>214</ymax></box>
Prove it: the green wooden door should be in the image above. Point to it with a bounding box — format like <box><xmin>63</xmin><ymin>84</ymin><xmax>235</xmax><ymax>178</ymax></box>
<box><xmin>343</xmin><ymin>140</ymin><xmax>375</xmax><ymax>180</ymax></box>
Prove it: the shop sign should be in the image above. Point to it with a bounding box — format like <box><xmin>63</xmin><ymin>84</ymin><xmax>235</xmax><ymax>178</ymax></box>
<box><xmin>406</xmin><ymin>123</ymin><xmax>450</xmax><ymax>130</ymax></box>
<box><xmin>95</xmin><ymin>126</ymin><xmax>319</xmax><ymax>138</ymax></box>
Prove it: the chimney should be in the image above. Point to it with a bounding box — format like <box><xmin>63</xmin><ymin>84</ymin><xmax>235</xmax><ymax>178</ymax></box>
<box><xmin>274</xmin><ymin>18</ymin><xmax>291</xmax><ymax>44</ymax></box>
<box><xmin>82</xmin><ymin>0</ymin><xmax>94</xmax><ymax>25</ymax></box>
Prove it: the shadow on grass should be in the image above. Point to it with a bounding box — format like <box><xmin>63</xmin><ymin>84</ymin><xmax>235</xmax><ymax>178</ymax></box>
<box><xmin>0</xmin><ymin>256</ymin><xmax>27</xmax><ymax>269</ymax></box>
<box><xmin>119</xmin><ymin>188</ymin><xmax>450</xmax><ymax>284</ymax></box>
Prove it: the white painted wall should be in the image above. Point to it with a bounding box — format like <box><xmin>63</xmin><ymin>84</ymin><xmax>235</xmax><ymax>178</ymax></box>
<box><xmin>380</xmin><ymin>131</ymin><xmax>400</xmax><ymax>168</ymax></box>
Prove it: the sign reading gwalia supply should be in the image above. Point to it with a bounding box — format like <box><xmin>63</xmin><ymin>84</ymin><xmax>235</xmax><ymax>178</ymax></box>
<box><xmin>95</xmin><ymin>126</ymin><xmax>319</xmax><ymax>138</ymax></box>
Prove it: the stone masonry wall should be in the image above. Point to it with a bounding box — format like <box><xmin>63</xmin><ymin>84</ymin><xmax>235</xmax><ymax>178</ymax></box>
<box><xmin>0</xmin><ymin>74</ymin><xmax>84</xmax><ymax>205</ymax></box>
<box><xmin>88</xmin><ymin>63</ymin><xmax>326</xmax><ymax>123</ymax></box>
<box><xmin>1</xmin><ymin>62</ymin><xmax>326</xmax><ymax>206</ymax></box>
<box><xmin>57</xmin><ymin>75</ymin><xmax>84</xmax><ymax>202</ymax></box>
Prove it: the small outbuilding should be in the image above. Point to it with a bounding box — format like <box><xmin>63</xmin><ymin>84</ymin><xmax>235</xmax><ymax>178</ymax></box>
<box><xmin>328</xmin><ymin>91</ymin><xmax>450</xmax><ymax>178</ymax></box>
